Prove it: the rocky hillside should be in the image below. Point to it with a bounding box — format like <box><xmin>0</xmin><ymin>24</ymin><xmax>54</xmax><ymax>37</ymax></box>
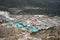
<box><xmin>0</xmin><ymin>0</ymin><xmax>60</xmax><ymax>8</ymax></box>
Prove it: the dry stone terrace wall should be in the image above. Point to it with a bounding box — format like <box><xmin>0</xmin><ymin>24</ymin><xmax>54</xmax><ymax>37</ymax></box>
<box><xmin>0</xmin><ymin>25</ymin><xmax>60</xmax><ymax>40</ymax></box>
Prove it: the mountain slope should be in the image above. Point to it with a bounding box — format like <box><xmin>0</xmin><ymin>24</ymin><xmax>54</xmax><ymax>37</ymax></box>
<box><xmin>0</xmin><ymin>0</ymin><xmax>60</xmax><ymax>8</ymax></box>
